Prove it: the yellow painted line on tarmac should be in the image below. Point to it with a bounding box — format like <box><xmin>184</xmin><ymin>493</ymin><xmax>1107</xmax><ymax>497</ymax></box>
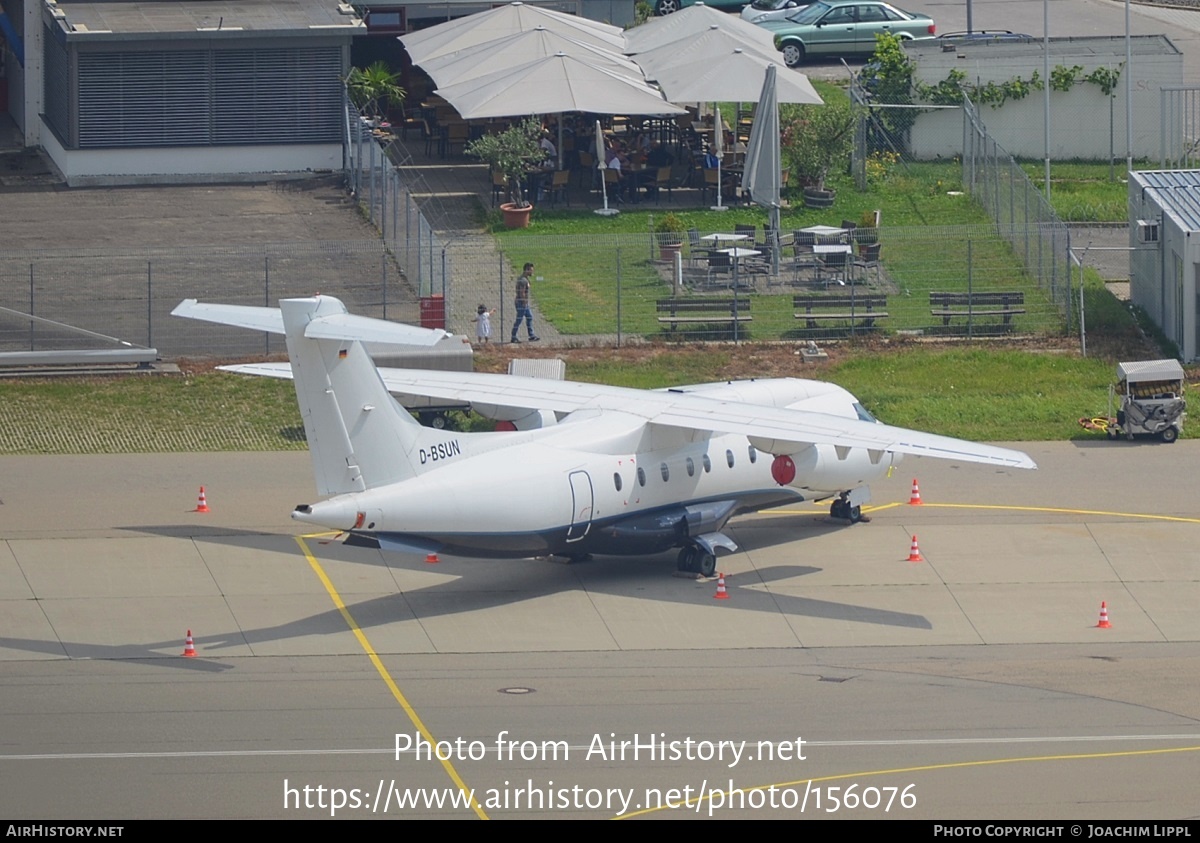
<box><xmin>294</xmin><ymin>535</ymin><xmax>489</xmax><ymax>820</ymax></box>
<box><xmin>617</xmin><ymin>743</ymin><xmax>1200</xmax><ymax>819</ymax></box>
<box><xmin>752</xmin><ymin>502</ymin><xmax>1200</xmax><ymax>523</ymax></box>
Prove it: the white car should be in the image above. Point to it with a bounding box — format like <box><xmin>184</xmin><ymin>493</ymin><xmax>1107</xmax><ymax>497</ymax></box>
<box><xmin>740</xmin><ymin>0</ymin><xmax>814</xmax><ymax>25</ymax></box>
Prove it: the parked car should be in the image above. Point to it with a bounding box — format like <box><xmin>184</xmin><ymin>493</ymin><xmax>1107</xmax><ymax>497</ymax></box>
<box><xmin>654</xmin><ymin>0</ymin><xmax>747</xmax><ymax>14</ymax></box>
<box><xmin>759</xmin><ymin>0</ymin><xmax>936</xmax><ymax>67</ymax></box>
<box><xmin>740</xmin><ymin>0</ymin><xmax>815</xmax><ymax>25</ymax></box>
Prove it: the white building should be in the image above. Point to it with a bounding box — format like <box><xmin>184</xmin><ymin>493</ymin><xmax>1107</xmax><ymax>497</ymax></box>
<box><xmin>1129</xmin><ymin>170</ymin><xmax>1200</xmax><ymax>362</ymax></box>
<box><xmin>3</xmin><ymin>0</ymin><xmax>362</xmax><ymax>186</ymax></box>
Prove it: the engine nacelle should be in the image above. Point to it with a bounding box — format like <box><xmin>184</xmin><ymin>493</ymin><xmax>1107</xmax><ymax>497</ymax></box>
<box><xmin>761</xmin><ymin>443</ymin><xmax>896</xmax><ymax>492</ymax></box>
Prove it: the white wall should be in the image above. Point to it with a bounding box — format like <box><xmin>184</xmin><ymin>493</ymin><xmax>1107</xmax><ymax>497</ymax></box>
<box><xmin>909</xmin><ymin>42</ymin><xmax>1182</xmax><ymax>161</ymax></box>
<box><xmin>39</xmin><ymin>127</ymin><xmax>343</xmax><ymax>186</ymax></box>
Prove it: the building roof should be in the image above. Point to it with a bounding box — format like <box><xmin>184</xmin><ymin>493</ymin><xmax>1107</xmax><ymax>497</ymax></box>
<box><xmin>52</xmin><ymin>0</ymin><xmax>361</xmax><ymax>38</ymax></box>
<box><xmin>1132</xmin><ymin>170</ymin><xmax>1200</xmax><ymax>233</ymax></box>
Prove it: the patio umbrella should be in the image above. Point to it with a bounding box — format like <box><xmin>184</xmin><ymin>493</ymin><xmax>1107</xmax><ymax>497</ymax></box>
<box><xmin>401</xmin><ymin>1</ymin><xmax>624</xmax><ymax>65</ymax></box>
<box><xmin>711</xmin><ymin>105</ymin><xmax>726</xmax><ymax>211</ymax></box>
<box><xmin>434</xmin><ymin>52</ymin><xmax>685</xmax><ymax>121</ymax></box>
<box><xmin>650</xmin><ymin>47</ymin><xmax>822</xmax><ymax>105</ymax></box>
<box><xmin>631</xmin><ymin>25</ymin><xmax>780</xmax><ymax>82</ymax></box>
<box><xmin>741</xmin><ymin>64</ymin><xmax>783</xmax><ymax>274</ymax></box>
<box><xmin>419</xmin><ymin>26</ymin><xmax>643</xmax><ymax>88</ymax></box>
<box><xmin>623</xmin><ymin>3</ymin><xmax>776</xmax><ymax>56</ymax></box>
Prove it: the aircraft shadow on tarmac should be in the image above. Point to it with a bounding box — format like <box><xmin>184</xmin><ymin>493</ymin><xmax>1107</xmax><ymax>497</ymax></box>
<box><xmin>0</xmin><ymin>524</ymin><xmax>935</xmax><ymax>665</ymax></box>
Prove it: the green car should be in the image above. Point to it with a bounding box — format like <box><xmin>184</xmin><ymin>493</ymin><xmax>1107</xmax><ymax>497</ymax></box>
<box><xmin>759</xmin><ymin>0</ymin><xmax>936</xmax><ymax>66</ymax></box>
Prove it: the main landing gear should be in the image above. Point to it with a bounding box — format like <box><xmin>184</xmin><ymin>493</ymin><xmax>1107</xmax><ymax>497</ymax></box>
<box><xmin>830</xmin><ymin>492</ymin><xmax>870</xmax><ymax>524</ymax></box>
<box><xmin>676</xmin><ymin>544</ymin><xmax>717</xmax><ymax>578</ymax></box>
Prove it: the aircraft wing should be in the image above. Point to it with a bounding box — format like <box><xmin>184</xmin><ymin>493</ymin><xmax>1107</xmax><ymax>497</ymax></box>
<box><xmin>221</xmin><ymin>363</ymin><xmax>1035</xmax><ymax>470</ymax></box>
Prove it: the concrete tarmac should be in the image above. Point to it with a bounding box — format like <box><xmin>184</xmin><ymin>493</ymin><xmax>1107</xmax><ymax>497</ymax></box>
<box><xmin>2</xmin><ymin>441</ymin><xmax>1198</xmax><ymax>819</ymax></box>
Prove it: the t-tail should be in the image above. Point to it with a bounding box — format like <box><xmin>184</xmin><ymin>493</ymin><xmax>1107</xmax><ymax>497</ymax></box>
<box><xmin>172</xmin><ymin>295</ymin><xmax>457</xmax><ymax>496</ymax></box>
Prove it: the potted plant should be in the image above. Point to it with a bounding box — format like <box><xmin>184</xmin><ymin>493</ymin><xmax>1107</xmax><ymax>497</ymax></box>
<box><xmin>781</xmin><ymin>97</ymin><xmax>855</xmax><ymax>209</ymax></box>
<box><xmin>344</xmin><ymin>61</ymin><xmax>406</xmax><ymax>123</ymax></box>
<box><xmin>653</xmin><ymin>213</ymin><xmax>686</xmax><ymax>261</ymax></box>
<box><xmin>466</xmin><ymin>117</ymin><xmax>545</xmax><ymax>228</ymax></box>
<box><xmin>854</xmin><ymin>209</ymin><xmax>881</xmax><ymax>244</ymax></box>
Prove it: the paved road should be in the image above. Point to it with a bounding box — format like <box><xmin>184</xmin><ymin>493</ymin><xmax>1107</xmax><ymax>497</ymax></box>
<box><xmin>2</xmin><ymin>441</ymin><xmax>1199</xmax><ymax>818</ymax></box>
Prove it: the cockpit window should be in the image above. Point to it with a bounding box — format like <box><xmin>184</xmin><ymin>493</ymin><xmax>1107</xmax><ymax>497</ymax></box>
<box><xmin>853</xmin><ymin>402</ymin><xmax>878</xmax><ymax>423</ymax></box>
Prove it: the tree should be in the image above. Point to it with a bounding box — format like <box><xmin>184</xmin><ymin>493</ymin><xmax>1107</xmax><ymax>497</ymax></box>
<box><xmin>345</xmin><ymin>61</ymin><xmax>406</xmax><ymax>120</ymax></box>
<box><xmin>466</xmin><ymin>117</ymin><xmax>546</xmax><ymax>210</ymax></box>
<box><xmin>781</xmin><ymin>96</ymin><xmax>855</xmax><ymax>192</ymax></box>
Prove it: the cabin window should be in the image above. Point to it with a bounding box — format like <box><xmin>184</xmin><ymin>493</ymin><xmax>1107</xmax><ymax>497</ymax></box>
<box><xmin>637</xmin><ymin>467</ymin><xmax>646</xmax><ymax>487</ymax></box>
<box><xmin>613</xmin><ymin>473</ymin><xmax>622</xmax><ymax>492</ymax></box>
<box><xmin>726</xmin><ymin>449</ymin><xmax>735</xmax><ymax>468</ymax></box>
<box><xmin>702</xmin><ymin>454</ymin><xmax>712</xmax><ymax>473</ymax></box>
<box><xmin>660</xmin><ymin>462</ymin><xmax>670</xmax><ymax>482</ymax></box>
<box><xmin>686</xmin><ymin>457</ymin><xmax>695</xmax><ymax>477</ymax></box>
<box><xmin>748</xmin><ymin>445</ymin><xmax>758</xmax><ymax>463</ymax></box>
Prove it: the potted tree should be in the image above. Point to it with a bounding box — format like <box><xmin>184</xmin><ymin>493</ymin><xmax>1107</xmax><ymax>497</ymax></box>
<box><xmin>345</xmin><ymin>61</ymin><xmax>406</xmax><ymax>123</ymax></box>
<box><xmin>653</xmin><ymin>213</ymin><xmax>686</xmax><ymax>261</ymax></box>
<box><xmin>781</xmin><ymin>98</ymin><xmax>855</xmax><ymax>209</ymax></box>
<box><xmin>466</xmin><ymin>117</ymin><xmax>545</xmax><ymax>228</ymax></box>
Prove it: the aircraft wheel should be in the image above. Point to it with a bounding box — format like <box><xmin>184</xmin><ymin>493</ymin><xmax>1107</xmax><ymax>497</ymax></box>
<box><xmin>849</xmin><ymin>505</ymin><xmax>862</xmax><ymax>522</ymax></box>
<box><xmin>830</xmin><ymin>497</ymin><xmax>848</xmax><ymax>520</ymax></box>
<box><xmin>697</xmin><ymin>552</ymin><xmax>717</xmax><ymax>578</ymax></box>
<box><xmin>677</xmin><ymin>545</ymin><xmax>698</xmax><ymax>573</ymax></box>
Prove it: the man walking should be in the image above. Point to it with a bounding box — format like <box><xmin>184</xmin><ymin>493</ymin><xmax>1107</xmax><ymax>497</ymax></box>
<box><xmin>511</xmin><ymin>262</ymin><xmax>540</xmax><ymax>343</ymax></box>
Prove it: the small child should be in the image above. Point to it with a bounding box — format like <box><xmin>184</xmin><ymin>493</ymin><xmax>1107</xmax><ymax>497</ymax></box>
<box><xmin>471</xmin><ymin>304</ymin><xmax>495</xmax><ymax>345</ymax></box>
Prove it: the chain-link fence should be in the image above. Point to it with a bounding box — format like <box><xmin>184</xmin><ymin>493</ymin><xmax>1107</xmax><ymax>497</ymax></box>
<box><xmin>346</xmin><ymin>109</ymin><xmax>449</xmax><ymax>304</ymax></box>
<box><xmin>0</xmin><ymin>243</ymin><xmax>421</xmax><ymax>358</ymax></box>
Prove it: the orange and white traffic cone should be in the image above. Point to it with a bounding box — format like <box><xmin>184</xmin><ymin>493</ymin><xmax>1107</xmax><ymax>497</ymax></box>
<box><xmin>1096</xmin><ymin>601</ymin><xmax>1112</xmax><ymax>629</ymax></box>
<box><xmin>182</xmin><ymin>630</ymin><xmax>197</xmax><ymax>658</ymax></box>
<box><xmin>908</xmin><ymin>478</ymin><xmax>923</xmax><ymax>505</ymax></box>
<box><xmin>194</xmin><ymin>486</ymin><xmax>210</xmax><ymax>513</ymax></box>
<box><xmin>906</xmin><ymin>535</ymin><xmax>924</xmax><ymax>562</ymax></box>
<box><xmin>713</xmin><ymin>573</ymin><xmax>730</xmax><ymax>600</ymax></box>
<box><xmin>424</xmin><ymin>552</ymin><xmax>439</xmax><ymax>565</ymax></box>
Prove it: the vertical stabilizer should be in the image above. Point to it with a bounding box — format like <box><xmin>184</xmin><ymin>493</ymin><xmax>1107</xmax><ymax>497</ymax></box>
<box><xmin>281</xmin><ymin>296</ymin><xmax>428</xmax><ymax>496</ymax></box>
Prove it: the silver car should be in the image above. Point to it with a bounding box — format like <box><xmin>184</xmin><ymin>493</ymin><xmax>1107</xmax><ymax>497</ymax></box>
<box><xmin>740</xmin><ymin>0</ymin><xmax>815</xmax><ymax>25</ymax></box>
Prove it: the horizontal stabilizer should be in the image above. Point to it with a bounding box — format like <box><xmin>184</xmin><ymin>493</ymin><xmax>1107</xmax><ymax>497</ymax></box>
<box><xmin>173</xmin><ymin>298</ymin><xmax>450</xmax><ymax>347</ymax></box>
<box><xmin>172</xmin><ymin>299</ymin><xmax>284</xmax><ymax>334</ymax></box>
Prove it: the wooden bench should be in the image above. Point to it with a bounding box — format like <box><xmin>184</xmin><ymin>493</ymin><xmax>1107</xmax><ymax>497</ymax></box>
<box><xmin>657</xmin><ymin>298</ymin><xmax>752</xmax><ymax>331</ymax></box>
<box><xmin>793</xmin><ymin>295</ymin><xmax>889</xmax><ymax>329</ymax></box>
<box><xmin>930</xmin><ymin>291</ymin><xmax>1026</xmax><ymax>326</ymax></box>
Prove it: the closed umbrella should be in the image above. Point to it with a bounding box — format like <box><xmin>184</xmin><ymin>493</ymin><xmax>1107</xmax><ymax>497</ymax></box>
<box><xmin>742</xmin><ymin>64</ymin><xmax>783</xmax><ymax>274</ymax></box>
<box><xmin>711</xmin><ymin>105</ymin><xmax>726</xmax><ymax>211</ymax></box>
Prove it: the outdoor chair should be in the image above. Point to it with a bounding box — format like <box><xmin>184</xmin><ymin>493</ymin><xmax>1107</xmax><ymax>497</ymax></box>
<box><xmin>853</xmin><ymin>242</ymin><xmax>883</xmax><ymax>283</ymax></box>
<box><xmin>816</xmin><ymin>251</ymin><xmax>851</xmax><ymax>287</ymax></box>
<box><xmin>705</xmin><ymin>250</ymin><xmax>733</xmax><ymax>285</ymax></box>
<box><xmin>790</xmin><ymin>230</ymin><xmax>818</xmax><ymax>283</ymax></box>
<box><xmin>651</xmin><ymin>167</ymin><xmax>673</xmax><ymax>204</ymax></box>
<box><xmin>490</xmin><ymin>169</ymin><xmax>507</xmax><ymax>207</ymax></box>
<box><xmin>687</xmin><ymin>228</ymin><xmax>703</xmax><ymax>267</ymax></box>
<box><xmin>548</xmin><ymin>170</ymin><xmax>571</xmax><ymax>207</ymax></box>
<box><xmin>702</xmin><ymin>168</ymin><xmax>721</xmax><ymax>204</ymax></box>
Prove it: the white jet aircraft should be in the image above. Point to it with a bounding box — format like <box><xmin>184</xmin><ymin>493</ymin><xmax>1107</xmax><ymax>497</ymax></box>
<box><xmin>173</xmin><ymin>295</ymin><xmax>1035</xmax><ymax>576</ymax></box>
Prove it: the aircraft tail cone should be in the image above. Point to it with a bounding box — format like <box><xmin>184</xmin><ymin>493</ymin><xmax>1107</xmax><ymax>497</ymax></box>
<box><xmin>182</xmin><ymin>630</ymin><xmax>197</xmax><ymax>658</ymax></box>
<box><xmin>908</xmin><ymin>478</ymin><xmax>923</xmax><ymax>505</ymax></box>
<box><xmin>194</xmin><ymin>486</ymin><xmax>210</xmax><ymax>513</ymax></box>
<box><xmin>713</xmin><ymin>573</ymin><xmax>730</xmax><ymax>600</ymax></box>
<box><xmin>1097</xmin><ymin>601</ymin><xmax>1112</xmax><ymax>628</ymax></box>
<box><xmin>906</xmin><ymin>535</ymin><xmax>924</xmax><ymax>562</ymax></box>
<box><xmin>424</xmin><ymin>553</ymin><xmax>440</xmax><ymax>565</ymax></box>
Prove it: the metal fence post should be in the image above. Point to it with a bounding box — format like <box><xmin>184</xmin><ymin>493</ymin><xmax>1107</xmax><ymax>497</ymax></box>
<box><xmin>616</xmin><ymin>248</ymin><xmax>622</xmax><ymax>348</ymax></box>
<box><xmin>147</xmin><ymin>261</ymin><xmax>152</xmax><ymax>349</ymax></box>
